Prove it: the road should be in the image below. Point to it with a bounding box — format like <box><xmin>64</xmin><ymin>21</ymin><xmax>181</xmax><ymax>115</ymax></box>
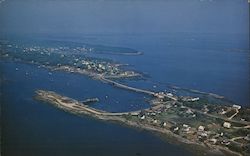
<box><xmin>179</xmin><ymin>103</ymin><xmax>250</xmax><ymax>126</ymax></box>
<box><xmin>100</xmin><ymin>77</ymin><xmax>155</xmax><ymax>95</ymax></box>
<box><xmin>100</xmin><ymin>77</ymin><xmax>177</xmax><ymax>101</ymax></box>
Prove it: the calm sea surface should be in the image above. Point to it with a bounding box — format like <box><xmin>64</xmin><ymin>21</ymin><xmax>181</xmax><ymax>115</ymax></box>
<box><xmin>1</xmin><ymin>33</ymin><xmax>249</xmax><ymax>156</ymax></box>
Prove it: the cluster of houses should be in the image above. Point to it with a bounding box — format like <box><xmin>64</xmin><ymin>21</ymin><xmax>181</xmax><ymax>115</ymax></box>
<box><xmin>154</xmin><ymin>92</ymin><xmax>177</xmax><ymax>101</ymax></box>
<box><xmin>137</xmin><ymin>104</ymin><xmax>174</xmax><ymax>129</ymax></box>
<box><xmin>171</xmin><ymin>122</ymin><xmax>236</xmax><ymax>146</ymax></box>
<box><xmin>136</xmin><ymin>97</ymin><xmax>242</xmax><ymax>148</ymax></box>
<box><xmin>81</xmin><ymin>60</ymin><xmax>125</xmax><ymax>76</ymax></box>
<box><xmin>4</xmin><ymin>40</ymin><xmax>96</xmax><ymax>56</ymax></box>
<box><xmin>22</xmin><ymin>46</ymin><xmax>65</xmax><ymax>54</ymax></box>
<box><xmin>3</xmin><ymin>42</ymin><xmax>138</xmax><ymax>78</ymax></box>
<box><xmin>138</xmin><ymin>113</ymin><xmax>168</xmax><ymax>128</ymax></box>
<box><xmin>22</xmin><ymin>45</ymin><xmax>93</xmax><ymax>54</ymax></box>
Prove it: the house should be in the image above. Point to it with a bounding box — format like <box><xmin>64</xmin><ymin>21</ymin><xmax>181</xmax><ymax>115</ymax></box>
<box><xmin>140</xmin><ymin>115</ymin><xmax>145</xmax><ymax>120</ymax></box>
<box><xmin>200</xmin><ymin>132</ymin><xmax>208</xmax><ymax>137</ymax></box>
<box><xmin>174</xmin><ymin>127</ymin><xmax>179</xmax><ymax>131</ymax></box>
<box><xmin>223</xmin><ymin>122</ymin><xmax>231</xmax><ymax>128</ymax></box>
<box><xmin>183</xmin><ymin>124</ymin><xmax>190</xmax><ymax>132</ymax></box>
<box><xmin>198</xmin><ymin>126</ymin><xmax>205</xmax><ymax>132</ymax></box>
<box><xmin>232</xmin><ymin>105</ymin><xmax>241</xmax><ymax>110</ymax></box>
<box><xmin>166</xmin><ymin>93</ymin><xmax>173</xmax><ymax>97</ymax></box>
<box><xmin>163</xmin><ymin>122</ymin><xmax>167</xmax><ymax>127</ymax></box>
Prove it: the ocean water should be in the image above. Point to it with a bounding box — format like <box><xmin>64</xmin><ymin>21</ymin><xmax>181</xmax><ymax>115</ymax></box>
<box><xmin>48</xmin><ymin>33</ymin><xmax>250</xmax><ymax>105</ymax></box>
<box><xmin>1</xmin><ymin>32</ymin><xmax>249</xmax><ymax>156</ymax></box>
<box><xmin>1</xmin><ymin>61</ymin><xmax>192</xmax><ymax>156</ymax></box>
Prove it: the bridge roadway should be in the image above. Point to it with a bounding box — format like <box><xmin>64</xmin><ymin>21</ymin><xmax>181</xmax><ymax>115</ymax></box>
<box><xmin>100</xmin><ymin>77</ymin><xmax>155</xmax><ymax>95</ymax></box>
<box><xmin>52</xmin><ymin>66</ymin><xmax>177</xmax><ymax>100</ymax></box>
<box><xmin>100</xmin><ymin>77</ymin><xmax>177</xmax><ymax>101</ymax></box>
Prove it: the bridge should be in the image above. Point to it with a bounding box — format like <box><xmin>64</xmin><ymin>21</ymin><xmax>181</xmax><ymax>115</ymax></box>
<box><xmin>100</xmin><ymin>77</ymin><xmax>177</xmax><ymax>101</ymax></box>
<box><xmin>100</xmin><ymin>77</ymin><xmax>155</xmax><ymax>95</ymax></box>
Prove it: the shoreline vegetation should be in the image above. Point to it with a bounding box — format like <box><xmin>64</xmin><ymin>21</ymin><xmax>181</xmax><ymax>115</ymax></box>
<box><xmin>1</xmin><ymin>39</ymin><xmax>250</xmax><ymax>156</ymax></box>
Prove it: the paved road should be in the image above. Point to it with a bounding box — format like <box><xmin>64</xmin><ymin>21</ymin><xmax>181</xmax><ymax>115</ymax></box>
<box><xmin>179</xmin><ymin>102</ymin><xmax>250</xmax><ymax>126</ymax></box>
<box><xmin>100</xmin><ymin>77</ymin><xmax>177</xmax><ymax>101</ymax></box>
<box><xmin>100</xmin><ymin>77</ymin><xmax>155</xmax><ymax>95</ymax></box>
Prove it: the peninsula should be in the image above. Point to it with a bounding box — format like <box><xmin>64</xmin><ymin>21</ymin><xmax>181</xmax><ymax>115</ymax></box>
<box><xmin>35</xmin><ymin>89</ymin><xmax>250</xmax><ymax>156</ymax></box>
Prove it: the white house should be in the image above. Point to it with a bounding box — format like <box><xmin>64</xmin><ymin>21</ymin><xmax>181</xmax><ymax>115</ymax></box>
<box><xmin>232</xmin><ymin>105</ymin><xmax>241</xmax><ymax>110</ymax></box>
<box><xmin>223</xmin><ymin>122</ymin><xmax>231</xmax><ymax>128</ymax></box>
<box><xmin>140</xmin><ymin>115</ymin><xmax>145</xmax><ymax>120</ymax></box>
<box><xmin>198</xmin><ymin>126</ymin><xmax>205</xmax><ymax>132</ymax></box>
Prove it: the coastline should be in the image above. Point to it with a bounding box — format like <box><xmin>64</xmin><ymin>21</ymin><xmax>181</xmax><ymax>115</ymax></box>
<box><xmin>34</xmin><ymin>90</ymin><xmax>243</xmax><ymax>156</ymax></box>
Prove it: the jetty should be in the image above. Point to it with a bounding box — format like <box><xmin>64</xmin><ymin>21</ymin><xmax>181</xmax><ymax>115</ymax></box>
<box><xmin>81</xmin><ymin>98</ymin><xmax>99</xmax><ymax>105</ymax></box>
